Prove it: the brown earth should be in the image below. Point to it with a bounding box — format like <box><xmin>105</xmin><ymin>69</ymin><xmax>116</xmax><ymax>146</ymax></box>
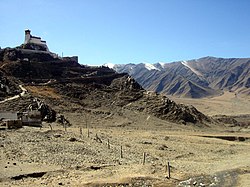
<box><xmin>0</xmin><ymin>86</ymin><xmax>250</xmax><ymax>186</ymax></box>
<box><xmin>0</xmin><ymin>114</ymin><xmax>250</xmax><ymax>186</ymax></box>
<box><xmin>168</xmin><ymin>91</ymin><xmax>250</xmax><ymax>116</ymax></box>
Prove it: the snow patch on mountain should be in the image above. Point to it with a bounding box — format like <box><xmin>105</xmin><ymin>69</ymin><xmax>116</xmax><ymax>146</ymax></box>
<box><xmin>181</xmin><ymin>61</ymin><xmax>203</xmax><ymax>76</ymax></box>
<box><xmin>158</xmin><ymin>62</ymin><xmax>165</xmax><ymax>68</ymax></box>
<box><xmin>103</xmin><ymin>63</ymin><xmax>115</xmax><ymax>69</ymax></box>
<box><xmin>144</xmin><ymin>63</ymin><xmax>160</xmax><ymax>71</ymax></box>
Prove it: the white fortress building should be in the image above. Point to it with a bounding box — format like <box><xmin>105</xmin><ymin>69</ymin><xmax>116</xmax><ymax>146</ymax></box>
<box><xmin>24</xmin><ymin>29</ymin><xmax>49</xmax><ymax>51</ymax></box>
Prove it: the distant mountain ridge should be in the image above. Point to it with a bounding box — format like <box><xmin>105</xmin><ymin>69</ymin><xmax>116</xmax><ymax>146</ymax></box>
<box><xmin>105</xmin><ymin>57</ymin><xmax>250</xmax><ymax>98</ymax></box>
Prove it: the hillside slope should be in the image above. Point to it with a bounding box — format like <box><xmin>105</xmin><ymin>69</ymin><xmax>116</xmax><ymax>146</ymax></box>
<box><xmin>0</xmin><ymin>47</ymin><xmax>210</xmax><ymax>125</ymax></box>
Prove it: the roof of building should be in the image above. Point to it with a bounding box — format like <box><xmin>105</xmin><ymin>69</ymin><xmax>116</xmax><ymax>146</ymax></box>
<box><xmin>0</xmin><ymin>111</ymin><xmax>18</xmax><ymax>120</ymax></box>
<box><xmin>31</xmin><ymin>36</ymin><xmax>41</xmax><ymax>39</ymax></box>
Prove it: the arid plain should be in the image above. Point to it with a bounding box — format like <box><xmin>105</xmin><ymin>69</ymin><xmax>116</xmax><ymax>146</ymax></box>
<box><xmin>1</xmin><ymin>91</ymin><xmax>250</xmax><ymax>187</ymax></box>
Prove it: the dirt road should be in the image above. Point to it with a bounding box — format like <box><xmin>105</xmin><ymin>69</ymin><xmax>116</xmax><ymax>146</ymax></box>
<box><xmin>0</xmin><ymin>85</ymin><xmax>27</xmax><ymax>104</ymax></box>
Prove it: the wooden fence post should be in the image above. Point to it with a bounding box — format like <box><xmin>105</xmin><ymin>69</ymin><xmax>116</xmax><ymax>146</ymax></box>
<box><xmin>108</xmin><ymin>139</ymin><xmax>110</xmax><ymax>149</ymax></box>
<box><xmin>120</xmin><ymin>146</ymin><xmax>123</xmax><ymax>158</ymax></box>
<box><xmin>143</xmin><ymin>152</ymin><xmax>146</xmax><ymax>165</ymax></box>
<box><xmin>167</xmin><ymin>161</ymin><xmax>170</xmax><ymax>179</ymax></box>
<box><xmin>48</xmin><ymin>124</ymin><xmax>52</xmax><ymax>131</ymax></box>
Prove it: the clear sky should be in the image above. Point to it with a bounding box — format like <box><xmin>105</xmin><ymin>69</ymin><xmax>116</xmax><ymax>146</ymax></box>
<box><xmin>1</xmin><ymin>0</ymin><xmax>250</xmax><ymax>65</ymax></box>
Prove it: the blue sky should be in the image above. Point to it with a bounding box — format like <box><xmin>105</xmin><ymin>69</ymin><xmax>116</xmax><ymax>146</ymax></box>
<box><xmin>1</xmin><ymin>0</ymin><xmax>250</xmax><ymax>65</ymax></box>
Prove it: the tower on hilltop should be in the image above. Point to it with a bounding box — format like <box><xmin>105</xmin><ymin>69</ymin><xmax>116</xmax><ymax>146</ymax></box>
<box><xmin>24</xmin><ymin>29</ymin><xmax>49</xmax><ymax>51</ymax></box>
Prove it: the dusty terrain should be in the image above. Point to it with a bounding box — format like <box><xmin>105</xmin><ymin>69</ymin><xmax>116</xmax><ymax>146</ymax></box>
<box><xmin>168</xmin><ymin>91</ymin><xmax>250</xmax><ymax>116</ymax></box>
<box><xmin>0</xmin><ymin>81</ymin><xmax>249</xmax><ymax>187</ymax></box>
<box><xmin>1</xmin><ymin>102</ymin><xmax>250</xmax><ymax>187</ymax></box>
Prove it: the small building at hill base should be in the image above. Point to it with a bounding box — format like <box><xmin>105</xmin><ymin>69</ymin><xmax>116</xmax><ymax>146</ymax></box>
<box><xmin>4</xmin><ymin>119</ymin><xmax>22</xmax><ymax>129</ymax></box>
<box><xmin>0</xmin><ymin>111</ymin><xmax>42</xmax><ymax>129</ymax></box>
<box><xmin>21</xmin><ymin>110</ymin><xmax>41</xmax><ymax>126</ymax></box>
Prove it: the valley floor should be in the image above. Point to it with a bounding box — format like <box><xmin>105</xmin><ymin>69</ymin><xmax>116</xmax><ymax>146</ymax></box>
<box><xmin>0</xmin><ymin>91</ymin><xmax>250</xmax><ymax>186</ymax></box>
<box><xmin>169</xmin><ymin>91</ymin><xmax>250</xmax><ymax>116</ymax></box>
<box><xmin>0</xmin><ymin>119</ymin><xmax>250</xmax><ymax>186</ymax></box>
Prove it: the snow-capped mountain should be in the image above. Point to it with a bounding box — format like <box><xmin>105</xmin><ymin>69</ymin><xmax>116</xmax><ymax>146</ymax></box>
<box><xmin>105</xmin><ymin>57</ymin><xmax>250</xmax><ymax>98</ymax></box>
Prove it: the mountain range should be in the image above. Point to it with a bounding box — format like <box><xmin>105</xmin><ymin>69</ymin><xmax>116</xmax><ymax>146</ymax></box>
<box><xmin>106</xmin><ymin>56</ymin><xmax>250</xmax><ymax>98</ymax></box>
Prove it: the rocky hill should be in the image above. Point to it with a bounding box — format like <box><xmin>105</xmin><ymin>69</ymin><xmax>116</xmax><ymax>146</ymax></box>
<box><xmin>0</xmin><ymin>47</ymin><xmax>210</xmax><ymax>125</ymax></box>
<box><xmin>109</xmin><ymin>57</ymin><xmax>250</xmax><ymax>98</ymax></box>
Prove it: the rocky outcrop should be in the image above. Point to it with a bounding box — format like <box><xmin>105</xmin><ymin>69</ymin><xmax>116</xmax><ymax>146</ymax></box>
<box><xmin>20</xmin><ymin>43</ymin><xmax>48</xmax><ymax>51</ymax></box>
<box><xmin>28</xmin><ymin>98</ymin><xmax>56</xmax><ymax>122</ymax></box>
<box><xmin>0</xmin><ymin>71</ymin><xmax>20</xmax><ymax>100</ymax></box>
<box><xmin>0</xmin><ymin>47</ymin><xmax>55</xmax><ymax>63</ymax></box>
<box><xmin>146</xmin><ymin>97</ymin><xmax>210</xmax><ymax>124</ymax></box>
<box><xmin>125</xmin><ymin>92</ymin><xmax>211</xmax><ymax>124</ymax></box>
